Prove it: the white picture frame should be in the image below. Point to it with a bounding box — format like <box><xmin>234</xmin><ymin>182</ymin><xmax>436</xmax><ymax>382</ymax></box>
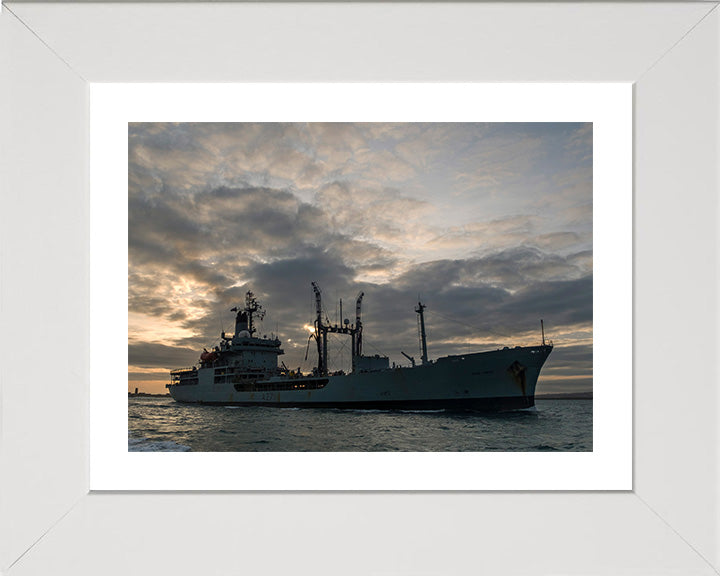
<box><xmin>92</xmin><ymin>82</ymin><xmax>630</xmax><ymax>491</ymax></box>
<box><xmin>1</xmin><ymin>3</ymin><xmax>718</xmax><ymax>575</ymax></box>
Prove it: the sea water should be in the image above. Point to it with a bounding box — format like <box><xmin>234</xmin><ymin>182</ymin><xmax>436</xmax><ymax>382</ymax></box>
<box><xmin>128</xmin><ymin>396</ymin><xmax>592</xmax><ymax>452</ymax></box>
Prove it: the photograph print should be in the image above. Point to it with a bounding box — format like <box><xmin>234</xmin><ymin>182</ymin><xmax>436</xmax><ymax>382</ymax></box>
<box><xmin>128</xmin><ymin>122</ymin><xmax>592</xmax><ymax>452</ymax></box>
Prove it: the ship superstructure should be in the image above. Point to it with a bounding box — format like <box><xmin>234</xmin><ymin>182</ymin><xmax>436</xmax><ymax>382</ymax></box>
<box><xmin>167</xmin><ymin>285</ymin><xmax>553</xmax><ymax>411</ymax></box>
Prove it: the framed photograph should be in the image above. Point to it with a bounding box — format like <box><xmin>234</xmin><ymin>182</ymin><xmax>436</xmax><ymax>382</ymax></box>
<box><xmin>2</xmin><ymin>3</ymin><xmax>718</xmax><ymax>575</ymax></box>
<box><xmin>90</xmin><ymin>83</ymin><xmax>630</xmax><ymax>491</ymax></box>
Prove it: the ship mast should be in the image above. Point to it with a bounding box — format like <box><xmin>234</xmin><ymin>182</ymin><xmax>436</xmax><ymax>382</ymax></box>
<box><xmin>228</xmin><ymin>290</ymin><xmax>266</xmax><ymax>343</ymax></box>
<box><xmin>415</xmin><ymin>302</ymin><xmax>429</xmax><ymax>366</ymax></box>
<box><xmin>353</xmin><ymin>291</ymin><xmax>364</xmax><ymax>371</ymax></box>
<box><xmin>244</xmin><ymin>291</ymin><xmax>264</xmax><ymax>335</ymax></box>
<box><xmin>311</xmin><ymin>282</ymin><xmax>327</xmax><ymax>376</ymax></box>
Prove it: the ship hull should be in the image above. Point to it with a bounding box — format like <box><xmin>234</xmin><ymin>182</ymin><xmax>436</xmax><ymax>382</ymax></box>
<box><xmin>172</xmin><ymin>396</ymin><xmax>534</xmax><ymax>411</ymax></box>
<box><xmin>168</xmin><ymin>345</ymin><xmax>552</xmax><ymax>412</ymax></box>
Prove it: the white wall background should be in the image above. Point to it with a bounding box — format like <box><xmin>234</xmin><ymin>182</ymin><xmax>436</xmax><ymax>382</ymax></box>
<box><xmin>1</xmin><ymin>3</ymin><xmax>718</xmax><ymax>575</ymax></box>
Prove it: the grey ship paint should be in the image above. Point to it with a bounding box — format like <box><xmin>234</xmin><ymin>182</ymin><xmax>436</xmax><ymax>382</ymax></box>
<box><xmin>168</xmin><ymin>287</ymin><xmax>553</xmax><ymax>411</ymax></box>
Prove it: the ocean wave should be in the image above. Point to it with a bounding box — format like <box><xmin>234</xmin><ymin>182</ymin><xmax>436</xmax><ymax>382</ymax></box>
<box><xmin>516</xmin><ymin>406</ymin><xmax>538</xmax><ymax>413</ymax></box>
<box><xmin>531</xmin><ymin>444</ymin><xmax>560</xmax><ymax>452</ymax></box>
<box><xmin>128</xmin><ymin>434</ymin><xmax>191</xmax><ymax>452</ymax></box>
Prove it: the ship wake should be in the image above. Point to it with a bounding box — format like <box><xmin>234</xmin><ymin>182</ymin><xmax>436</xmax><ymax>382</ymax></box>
<box><xmin>128</xmin><ymin>432</ymin><xmax>191</xmax><ymax>452</ymax></box>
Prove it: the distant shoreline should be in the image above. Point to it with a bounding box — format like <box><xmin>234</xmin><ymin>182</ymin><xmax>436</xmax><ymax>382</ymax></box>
<box><xmin>129</xmin><ymin>391</ymin><xmax>592</xmax><ymax>400</ymax></box>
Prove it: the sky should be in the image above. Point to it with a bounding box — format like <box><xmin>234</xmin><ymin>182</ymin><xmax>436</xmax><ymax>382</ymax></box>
<box><xmin>128</xmin><ymin>122</ymin><xmax>592</xmax><ymax>395</ymax></box>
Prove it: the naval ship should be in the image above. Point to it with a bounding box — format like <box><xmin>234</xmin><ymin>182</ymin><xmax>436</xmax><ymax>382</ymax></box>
<box><xmin>167</xmin><ymin>284</ymin><xmax>553</xmax><ymax>411</ymax></box>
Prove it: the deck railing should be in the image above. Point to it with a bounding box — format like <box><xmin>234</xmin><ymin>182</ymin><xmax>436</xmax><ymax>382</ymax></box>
<box><xmin>170</xmin><ymin>367</ymin><xmax>197</xmax><ymax>375</ymax></box>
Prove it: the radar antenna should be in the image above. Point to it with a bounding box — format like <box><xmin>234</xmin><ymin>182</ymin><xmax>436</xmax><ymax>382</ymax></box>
<box><xmin>244</xmin><ymin>291</ymin><xmax>265</xmax><ymax>335</ymax></box>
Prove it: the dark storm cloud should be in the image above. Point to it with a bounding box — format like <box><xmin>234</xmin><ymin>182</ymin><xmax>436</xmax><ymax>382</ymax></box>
<box><xmin>128</xmin><ymin>291</ymin><xmax>172</xmax><ymax>320</ymax></box>
<box><xmin>386</xmin><ymin>249</ymin><xmax>592</xmax><ymax>339</ymax></box>
<box><xmin>393</xmin><ymin>246</ymin><xmax>589</xmax><ymax>294</ymax></box>
<box><xmin>231</xmin><ymin>259</ymin><xmax>592</xmax><ymax>374</ymax></box>
<box><xmin>129</xmin><ymin>193</ymin><xmax>207</xmax><ymax>264</ymax></box>
<box><xmin>252</xmin><ymin>250</ymin><xmax>355</xmax><ymax>297</ymax></box>
<box><xmin>128</xmin><ymin>181</ymin><xmax>403</xmax><ymax>329</ymax></box>
<box><xmin>170</xmin><ymin>249</ymin><xmax>359</xmax><ymax>349</ymax></box>
<box><xmin>369</xmin><ymin>274</ymin><xmax>592</xmax><ymax>358</ymax></box>
<box><xmin>129</xmin><ymin>184</ymin><xmax>389</xmax><ymax>269</ymax></box>
<box><xmin>508</xmin><ymin>275</ymin><xmax>593</xmax><ymax>326</ymax></box>
<box><xmin>128</xmin><ymin>342</ymin><xmax>199</xmax><ymax>369</ymax></box>
<box><xmin>127</xmin><ymin>185</ymin><xmax>403</xmax><ymax>352</ymax></box>
<box><xmin>541</xmin><ymin>344</ymin><xmax>593</xmax><ymax>377</ymax></box>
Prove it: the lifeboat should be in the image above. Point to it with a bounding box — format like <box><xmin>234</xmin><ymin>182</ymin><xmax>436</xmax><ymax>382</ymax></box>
<box><xmin>200</xmin><ymin>351</ymin><xmax>218</xmax><ymax>363</ymax></box>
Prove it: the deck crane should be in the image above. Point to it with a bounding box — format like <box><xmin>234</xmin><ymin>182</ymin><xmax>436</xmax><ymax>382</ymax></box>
<box><xmin>400</xmin><ymin>351</ymin><xmax>416</xmax><ymax>367</ymax></box>
<box><xmin>311</xmin><ymin>282</ymin><xmax>328</xmax><ymax>376</ymax></box>
<box><xmin>309</xmin><ymin>282</ymin><xmax>366</xmax><ymax>375</ymax></box>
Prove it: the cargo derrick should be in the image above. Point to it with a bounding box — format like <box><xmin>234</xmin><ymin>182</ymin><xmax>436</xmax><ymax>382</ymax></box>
<box><xmin>311</xmin><ymin>282</ymin><xmax>364</xmax><ymax>376</ymax></box>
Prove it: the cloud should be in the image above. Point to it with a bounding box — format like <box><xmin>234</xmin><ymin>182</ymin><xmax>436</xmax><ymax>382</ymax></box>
<box><xmin>128</xmin><ymin>342</ymin><xmax>199</xmax><ymax>369</ymax></box>
<box><xmin>564</xmin><ymin>122</ymin><xmax>593</xmax><ymax>163</ymax></box>
<box><xmin>395</xmin><ymin>247</ymin><xmax>591</xmax><ymax>294</ymax></box>
<box><xmin>541</xmin><ymin>343</ymin><xmax>593</xmax><ymax>377</ymax></box>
